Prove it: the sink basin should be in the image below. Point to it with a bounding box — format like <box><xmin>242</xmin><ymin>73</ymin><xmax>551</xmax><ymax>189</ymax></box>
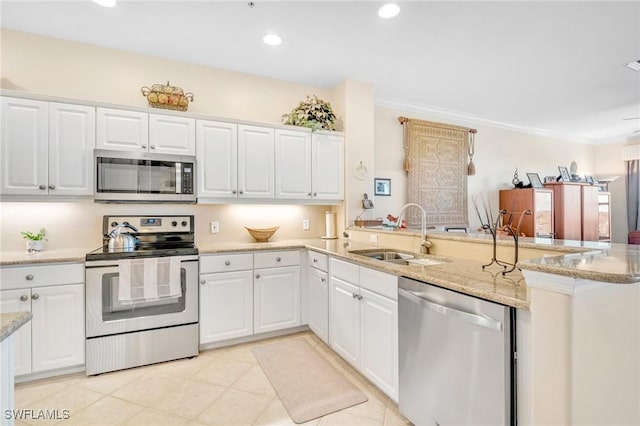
<box><xmin>349</xmin><ymin>249</ymin><xmax>444</xmax><ymax>267</ymax></box>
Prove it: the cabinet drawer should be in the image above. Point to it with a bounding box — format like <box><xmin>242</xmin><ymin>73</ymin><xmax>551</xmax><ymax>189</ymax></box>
<box><xmin>307</xmin><ymin>250</ymin><xmax>328</xmax><ymax>271</ymax></box>
<box><xmin>0</xmin><ymin>263</ymin><xmax>84</xmax><ymax>291</ymax></box>
<box><xmin>200</xmin><ymin>253</ymin><xmax>253</xmax><ymax>273</ymax></box>
<box><xmin>330</xmin><ymin>257</ymin><xmax>359</xmax><ymax>284</ymax></box>
<box><xmin>254</xmin><ymin>250</ymin><xmax>300</xmax><ymax>269</ymax></box>
<box><xmin>360</xmin><ymin>267</ymin><xmax>398</xmax><ymax>300</ymax></box>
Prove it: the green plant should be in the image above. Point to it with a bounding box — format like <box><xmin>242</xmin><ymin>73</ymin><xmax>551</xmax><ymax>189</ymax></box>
<box><xmin>20</xmin><ymin>228</ymin><xmax>47</xmax><ymax>241</ymax></box>
<box><xmin>281</xmin><ymin>95</ymin><xmax>337</xmax><ymax>131</ymax></box>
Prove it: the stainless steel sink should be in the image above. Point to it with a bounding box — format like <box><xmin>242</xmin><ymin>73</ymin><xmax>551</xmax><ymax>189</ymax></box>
<box><xmin>349</xmin><ymin>249</ymin><xmax>443</xmax><ymax>266</ymax></box>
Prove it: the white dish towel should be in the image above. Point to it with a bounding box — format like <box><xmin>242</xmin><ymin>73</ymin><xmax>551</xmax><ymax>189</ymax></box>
<box><xmin>118</xmin><ymin>257</ymin><xmax>181</xmax><ymax>302</ymax></box>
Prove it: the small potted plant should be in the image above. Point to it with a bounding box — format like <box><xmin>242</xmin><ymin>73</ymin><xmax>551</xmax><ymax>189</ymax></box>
<box><xmin>281</xmin><ymin>95</ymin><xmax>337</xmax><ymax>131</ymax></box>
<box><xmin>21</xmin><ymin>228</ymin><xmax>47</xmax><ymax>252</ymax></box>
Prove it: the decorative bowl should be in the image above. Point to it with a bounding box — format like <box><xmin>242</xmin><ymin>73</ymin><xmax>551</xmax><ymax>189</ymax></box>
<box><xmin>245</xmin><ymin>226</ymin><xmax>279</xmax><ymax>242</ymax></box>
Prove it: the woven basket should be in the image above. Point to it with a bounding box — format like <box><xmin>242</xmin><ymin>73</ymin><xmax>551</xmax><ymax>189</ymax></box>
<box><xmin>141</xmin><ymin>81</ymin><xmax>194</xmax><ymax>112</ymax></box>
<box><xmin>245</xmin><ymin>226</ymin><xmax>279</xmax><ymax>242</ymax></box>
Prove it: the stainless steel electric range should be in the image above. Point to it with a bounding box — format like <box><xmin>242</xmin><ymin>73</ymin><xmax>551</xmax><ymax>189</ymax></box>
<box><xmin>84</xmin><ymin>215</ymin><xmax>199</xmax><ymax>375</ymax></box>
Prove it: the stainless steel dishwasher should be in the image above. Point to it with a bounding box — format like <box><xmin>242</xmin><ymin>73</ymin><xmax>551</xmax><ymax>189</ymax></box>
<box><xmin>398</xmin><ymin>277</ymin><xmax>516</xmax><ymax>426</ymax></box>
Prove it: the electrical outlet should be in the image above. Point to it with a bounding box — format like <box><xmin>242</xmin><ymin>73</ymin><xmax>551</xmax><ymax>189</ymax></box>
<box><xmin>369</xmin><ymin>234</ymin><xmax>378</xmax><ymax>243</ymax></box>
<box><xmin>210</xmin><ymin>221</ymin><xmax>219</xmax><ymax>234</ymax></box>
<box><xmin>303</xmin><ymin>219</ymin><xmax>310</xmax><ymax>230</ymax></box>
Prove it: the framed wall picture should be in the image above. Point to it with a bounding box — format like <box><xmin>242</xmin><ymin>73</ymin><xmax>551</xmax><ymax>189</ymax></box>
<box><xmin>374</xmin><ymin>178</ymin><xmax>391</xmax><ymax>196</ymax></box>
<box><xmin>558</xmin><ymin>166</ymin><xmax>571</xmax><ymax>182</ymax></box>
<box><xmin>526</xmin><ymin>173</ymin><xmax>543</xmax><ymax>188</ymax></box>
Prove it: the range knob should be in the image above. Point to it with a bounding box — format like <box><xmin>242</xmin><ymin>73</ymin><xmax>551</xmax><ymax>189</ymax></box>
<box><xmin>172</xmin><ymin>221</ymin><xmax>178</xmax><ymax>227</ymax></box>
<box><xmin>181</xmin><ymin>221</ymin><xmax>188</xmax><ymax>227</ymax></box>
<box><xmin>111</xmin><ymin>221</ymin><xmax>118</xmax><ymax>227</ymax></box>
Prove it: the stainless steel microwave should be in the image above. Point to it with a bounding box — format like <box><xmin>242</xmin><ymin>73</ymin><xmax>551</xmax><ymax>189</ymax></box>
<box><xmin>94</xmin><ymin>150</ymin><xmax>196</xmax><ymax>203</ymax></box>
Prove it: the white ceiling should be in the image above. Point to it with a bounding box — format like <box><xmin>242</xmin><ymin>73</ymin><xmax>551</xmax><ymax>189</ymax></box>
<box><xmin>2</xmin><ymin>0</ymin><xmax>639</xmax><ymax>144</ymax></box>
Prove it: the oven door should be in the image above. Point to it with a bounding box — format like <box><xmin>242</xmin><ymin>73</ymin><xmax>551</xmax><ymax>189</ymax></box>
<box><xmin>85</xmin><ymin>256</ymin><xmax>198</xmax><ymax>338</ymax></box>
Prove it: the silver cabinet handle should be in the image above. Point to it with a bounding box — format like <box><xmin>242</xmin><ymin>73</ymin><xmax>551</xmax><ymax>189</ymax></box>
<box><xmin>200</xmin><ymin>279</ymin><xmax>206</xmax><ymax>285</ymax></box>
<box><xmin>225</xmin><ymin>260</ymin><xmax>231</xmax><ymax>266</ymax></box>
<box><xmin>20</xmin><ymin>295</ymin><xmax>28</xmax><ymax>302</ymax></box>
<box><xmin>25</xmin><ymin>274</ymin><xmax>34</xmax><ymax>281</ymax></box>
<box><xmin>239</xmin><ymin>190</ymin><xmax>244</xmax><ymax>194</ymax></box>
<box><xmin>31</xmin><ymin>294</ymin><xmax>39</xmax><ymax>300</ymax></box>
<box><xmin>313</xmin><ymin>192</ymin><xmax>317</xmax><ymax>196</ymax></box>
<box><xmin>352</xmin><ymin>293</ymin><xmax>358</xmax><ymax>299</ymax></box>
<box><xmin>232</xmin><ymin>190</ymin><xmax>237</xmax><ymax>194</ymax></box>
<box><xmin>398</xmin><ymin>288</ymin><xmax>503</xmax><ymax>331</ymax></box>
<box><xmin>141</xmin><ymin>145</ymin><xmax>147</xmax><ymax>149</ymax></box>
<box><xmin>312</xmin><ymin>258</ymin><xmax>318</xmax><ymax>263</ymax></box>
<box><xmin>150</xmin><ymin>145</ymin><xmax>156</xmax><ymax>149</ymax></box>
<box><xmin>48</xmin><ymin>184</ymin><xmax>56</xmax><ymax>190</ymax></box>
<box><xmin>276</xmin><ymin>257</ymin><xmax>281</xmax><ymax>262</ymax></box>
<box><xmin>38</xmin><ymin>185</ymin><xmax>46</xmax><ymax>190</ymax></box>
<box><xmin>308</xmin><ymin>192</ymin><xmax>312</xmax><ymax>196</ymax></box>
<box><xmin>255</xmin><ymin>274</ymin><xmax>260</xmax><ymax>279</ymax></box>
<box><xmin>320</xmin><ymin>277</ymin><xmax>326</xmax><ymax>282</ymax></box>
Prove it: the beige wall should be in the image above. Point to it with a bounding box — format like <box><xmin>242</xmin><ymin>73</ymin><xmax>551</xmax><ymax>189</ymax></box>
<box><xmin>0</xmin><ymin>29</ymin><xmax>340</xmax><ymax>251</ymax></box>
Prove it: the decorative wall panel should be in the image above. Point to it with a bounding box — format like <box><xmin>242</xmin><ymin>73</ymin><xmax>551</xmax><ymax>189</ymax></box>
<box><xmin>401</xmin><ymin>118</ymin><xmax>469</xmax><ymax>228</ymax></box>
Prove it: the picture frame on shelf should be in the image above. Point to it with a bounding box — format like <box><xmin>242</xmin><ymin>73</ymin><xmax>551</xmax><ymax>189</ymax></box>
<box><xmin>374</xmin><ymin>178</ymin><xmax>391</xmax><ymax>196</ymax></box>
<box><xmin>558</xmin><ymin>166</ymin><xmax>571</xmax><ymax>182</ymax></box>
<box><xmin>585</xmin><ymin>175</ymin><xmax>594</xmax><ymax>184</ymax></box>
<box><xmin>526</xmin><ymin>173</ymin><xmax>543</xmax><ymax>188</ymax></box>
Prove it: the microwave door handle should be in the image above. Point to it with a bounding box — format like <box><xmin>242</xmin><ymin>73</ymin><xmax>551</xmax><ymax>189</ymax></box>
<box><xmin>176</xmin><ymin>162</ymin><xmax>182</xmax><ymax>194</ymax></box>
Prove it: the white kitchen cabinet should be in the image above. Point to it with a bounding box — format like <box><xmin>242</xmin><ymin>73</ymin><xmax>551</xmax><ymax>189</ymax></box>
<box><xmin>275</xmin><ymin>129</ymin><xmax>312</xmax><ymax>199</ymax></box>
<box><xmin>1</xmin><ymin>98</ymin><xmax>94</xmax><ymax>197</ymax></box>
<box><xmin>96</xmin><ymin>107</ymin><xmax>148</xmax><ymax>152</ymax></box>
<box><xmin>149</xmin><ymin>114</ymin><xmax>195</xmax><ymax>155</ymax></box>
<box><xmin>307</xmin><ymin>250</ymin><xmax>329</xmax><ymax>344</ymax></box>
<box><xmin>199</xmin><ymin>253</ymin><xmax>254</xmax><ymax>344</ymax></box>
<box><xmin>196</xmin><ymin>120</ymin><xmax>238</xmax><ymax>199</ymax></box>
<box><xmin>238</xmin><ymin>125</ymin><xmax>275</xmax><ymax>199</ymax></box>
<box><xmin>254</xmin><ymin>250</ymin><xmax>301</xmax><ymax>334</ymax></box>
<box><xmin>199</xmin><ymin>270</ymin><xmax>254</xmax><ymax>343</ymax></box>
<box><xmin>312</xmin><ymin>133</ymin><xmax>344</xmax><ymax>200</ymax></box>
<box><xmin>329</xmin><ymin>257</ymin><xmax>398</xmax><ymax>401</ymax></box>
<box><xmin>0</xmin><ymin>263</ymin><xmax>85</xmax><ymax>377</ymax></box>
<box><xmin>0</xmin><ymin>289</ymin><xmax>32</xmax><ymax>376</ymax></box>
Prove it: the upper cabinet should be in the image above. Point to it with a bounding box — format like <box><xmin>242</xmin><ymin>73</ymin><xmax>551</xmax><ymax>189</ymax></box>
<box><xmin>196</xmin><ymin>119</ymin><xmax>238</xmax><ymax>199</ymax></box>
<box><xmin>238</xmin><ymin>125</ymin><xmax>275</xmax><ymax>199</ymax></box>
<box><xmin>312</xmin><ymin>133</ymin><xmax>344</xmax><ymax>200</ymax></box>
<box><xmin>1</xmin><ymin>97</ymin><xmax>95</xmax><ymax>197</ymax></box>
<box><xmin>275</xmin><ymin>129</ymin><xmax>312</xmax><ymax>199</ymax></box>
<box><xmin>97</xmin><ymin>108</ymin><xmax>195</xmax><ymax>156</ymax></box>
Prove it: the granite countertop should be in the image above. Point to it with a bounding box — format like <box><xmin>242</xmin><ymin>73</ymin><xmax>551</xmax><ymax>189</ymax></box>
<box><xmin>0</xmin><ymin>311</ymin><xmax>32</xmax><ymax>342</ymax></box>
<box><xmin>0</xmin><ymin>247</ymin><xmax>95</xmax><ymax>266</ymax></box>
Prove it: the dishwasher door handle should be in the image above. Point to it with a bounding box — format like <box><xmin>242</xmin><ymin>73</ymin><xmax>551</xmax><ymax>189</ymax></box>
<box><xmin>398</xmin><ymin>288</ymin><xmax>503</xmax><ymax>331</ymax></box>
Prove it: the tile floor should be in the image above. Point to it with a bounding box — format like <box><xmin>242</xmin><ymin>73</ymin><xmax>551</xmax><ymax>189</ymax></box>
<box><xmin>14</xmin><ymin>332</ymin><xmax>412</xmax><ymax>426</ymax></box>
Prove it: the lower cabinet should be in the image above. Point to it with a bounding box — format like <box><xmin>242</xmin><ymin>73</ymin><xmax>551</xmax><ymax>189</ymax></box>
<box><xmin>0</xmin><ymin>280</ymin><xmax>84</xmax><ymax>376</ymax></box>
<box><xmin>329</xmin><ymin>257</ymin><xmax>399</xmax><ymax>401</ymax></box>
<box><xmin>307</xmin><ymin>250</ymin><xmax>329</xmax><ymax>344</ymax></box>
<box><xmin>199</xmin><ymin>250</ymin><xmax>301</xmax><ymax>345</ymax></box>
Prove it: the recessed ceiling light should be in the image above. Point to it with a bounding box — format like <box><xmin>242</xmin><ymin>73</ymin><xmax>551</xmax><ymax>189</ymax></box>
<box><xmin>263</xmin><ymin>34</ymin><xmax>282</xmax><ymax>46</ymax></box>
<box><xmin>91</xmin><ymin>0</ymin><xmax>117</xmax><ymax>7</ymax></box>
<box><xmin>378</xmin><ymin>3</ymin><xmax>400</xmax><ymax>19</ymax></box>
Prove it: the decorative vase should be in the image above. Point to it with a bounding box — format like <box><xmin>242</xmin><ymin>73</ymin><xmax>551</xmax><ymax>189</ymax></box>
<box><xmin>26</xmin><ymin>240</ymin><xmax>44</xmax><ymax>252</ymax></box>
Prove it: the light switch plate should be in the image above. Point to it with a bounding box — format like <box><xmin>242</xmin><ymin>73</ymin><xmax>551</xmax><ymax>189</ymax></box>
<box><xmin>369</xmin><ymin>234</ymin><xmax>378</xmax><ymax>243</ymax></box>
<box><xmin>210</xmin><ymin>221</ymin><xmax>219</xmax><ymax>234</ymax></box>
<box><xmin>303</xmin><ymin>219</ymin><xmax>310</xmax><ymax>230</ymax></box>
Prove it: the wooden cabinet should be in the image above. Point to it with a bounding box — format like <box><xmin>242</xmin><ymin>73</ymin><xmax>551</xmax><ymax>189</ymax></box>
<box><xmin>275</xmin><ymin>129</ymin><xmax>312</xmax><ymax>199</ymax></box>
<box><xmin>254</xmin><ymin>251</ymin><xmax>301</xmax><ymax>334</ymax></box>
<box><xmin>499</xmin><ymin>188</ymin><xmax>554</xmax><ymax>237</ymax></box>
<box><xmin>329</xmin><ymin>257</ymin><xmax>398</xmax><ymax>401</ymax></box>
<box><xmin>196</xmin><ymin>120</ymin><xmax>238</xmax><ymax>199</ymax></box>
<box><xmin>238</xmin><ymin>125</ymin><xmax>275</xmax><ymax>199</ymax></box>
<box><xmin>1</xmin><ymin>98</ymin><xmax>95</xmax><ymax>197</ymax></box>
<box><xmin>0</xmin><ymin>263</ymin><xmax>85</xmax><ymax>377</ymax></box>
<box><xmin>307</xmin><ymin>251</ymin><xmax>329</xmax><ymax>343</ymax></box>
<box><xmin>97</xmin><ymin>108</ymin><xmax>195</xmax><ymax>155</ymax></box>
<box><xmin>312</xmin><ymin>133</ymin><xmax>344</xmax><ymax>200</ymax></box>
<box><xmin>544</xmin><ymin>182</ymin><xmax>602</xmax><ymax>241</ymax></box>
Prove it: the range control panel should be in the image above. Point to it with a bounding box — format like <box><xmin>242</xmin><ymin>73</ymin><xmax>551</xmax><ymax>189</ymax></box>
<box><xmin>104</xmin><ymin>216</ymin><xmax>193</xmax><ymax>234</ymax></box>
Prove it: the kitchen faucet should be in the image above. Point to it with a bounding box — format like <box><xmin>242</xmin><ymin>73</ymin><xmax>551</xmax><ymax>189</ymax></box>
<box><xmin>396</xmin><ymin>203</ymin><xmax>433</xmax><ymax>254</ymax></box>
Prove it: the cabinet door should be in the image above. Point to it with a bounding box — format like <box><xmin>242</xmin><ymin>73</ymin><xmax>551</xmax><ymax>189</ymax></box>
<box><xmin>96</xmin><ymin>108</ymin><xmax>148</xmax><ymax>152</ymax></box>
<box><xmin>149</xmin><ymin>114</ymin><xmax>195</xmax><ymax>155</ymax></box>
<box><xmin>238</xmin><ymin>125</ymin><xmax>274</xmax><ymax>199</ymax></box>
<box><xmin>307</xmin><ymin>266</ymin><xmax>329</xmax><ymax>343</ymax></box>
<box><xmin>312</xmin><ymin>133</ymin><xmax>344</xmax><ymax>200</ymax></box>
<box><xmin>31</xmin><ymin>284</ymin><xmax>85</xmax><ymax>372</ymax></box>
<box><xmin>200</xmin><ymin>271</ymin><xmax>253</xmax><ymax>344</ymax></box>
<box><xmin>275</xmin><ymin>129</ymin><xmax>312</xmax><ymax>199</ymax></box>
<box><xmin>329</xmin><ymin>276</ymin><xmax>360</xmax><ymax>366</ymax></box>
<box><xmin>581</xmin><ymin>185</ymin><xmax>600</xmax><ymax>241</ymax></box>
<box><xmin>48</xmin><ymin>103</ymin><xmax>95</xmax><ymax>196</ymax></box>
<box><xmin>254</xmin><ymin>266</ymin><xmax>300</xmax><ymax>334</ymax></box>
<box><xmin>1</xmin><ymin>97</ymin><xmax>48</xmax><ymax>196</ymax></box>
<box><xmin>360</xmin><ymin>288</ymin><xmax>398</xmax><ymax>401</ymax></box>
<box><xmin>196</xmin><ymin>120</ymin><xmax>238</xmax><ymax>199</ymax></box>
<box><xmin>0</xmin><ymin>289</ymin><xmax>32</xmax><ymax>375</ymax></box>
